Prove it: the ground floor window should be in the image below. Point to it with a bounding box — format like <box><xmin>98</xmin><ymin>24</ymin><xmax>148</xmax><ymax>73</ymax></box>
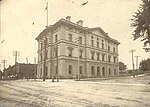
<box><xmin>114</xmin><ymin>69</ymin><xmax>116</xmax><ymax>75</ymax></box>
<box><xmin>40</xmin><ymin>68</ymin><xmax>42</xmax><ymax>77</ymax></box>
<box><xmin>109</xmin><ymin>68</ymin><xmax>111</xmax><ymax>75</ymax></box>
<box><xmin>97</xmin><ymin>66</ymin><xmax>100</xmax><ymax>76</ymax></box>
<box><xmin>91</xmin><ymin>66</ymin><xmax>95</xmax><ymax>76</ymax></box>
<box><xmin>45</xmin><ymin>66</ymin><xmax>48</xmax><ymax>76</ymax></box>
<box><xmin>68</xmin><ymin>65</ymin><xmax>72</xmax><ymax>74</ymax></box>
<box><xmin>102</xmin><ymin>67</ymin><xmax>105</xmax><ymax>76</ymax></box>
<box><xmin>79</xmin><ymin>66</ymin><xmax>82</xmax><ymax>74</ymax></box>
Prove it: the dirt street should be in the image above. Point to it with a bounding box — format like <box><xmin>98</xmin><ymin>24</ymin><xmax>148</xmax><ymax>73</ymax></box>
<box><xmin>0</xmin><ymin>76</ymin><xmax>150</xmax><ymax>107</ymax></box>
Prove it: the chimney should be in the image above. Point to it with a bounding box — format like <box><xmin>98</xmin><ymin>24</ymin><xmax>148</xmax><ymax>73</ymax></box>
<box><xmin>77</xmin><ymin>20</ymin><xmax>83</xmax><ymax>26</ymax></box>
<box><xmin>66</xmin><ymin>16</ymin><xmax>71</xmax><ymax>21</ymax></box>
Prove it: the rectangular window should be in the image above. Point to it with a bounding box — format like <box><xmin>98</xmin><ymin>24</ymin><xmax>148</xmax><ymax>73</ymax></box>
<box><xmin>113</xmin><ymin>56</ymin><xmax>116</xmax><ymax>63</ymax></box>
<box><xmin>113</xmin><ymin>47</ymin><xmax>115</xmax><ymax>53</ymax></box>
<box><xmin>69</xmin><ymin>34</ymin><xmax>72</xmax><ymax>42</ymax></box>
<box><xmin>97</xmin><ymin>38</ymin><xmax>99</xmax><ymax>47</ymax></box>
<box><xmin>102</xmin><ymin>54</ymin><xmax>105</xmax><ymax>61</ymax></box>
<box><xmin>68</xmin><ymin>50</ymin><xmax>72</xmax><ymax>57</ymax></box>
<box><xmin>102</xmin><ymin>43</ymin><xmax>104</xmax><ymax>49</ymax></box>
<box><xmin>79</xmin><ymin>37</ymin><xmax>82</xmax><ymax>44</ymax></box>
<box><xmin>108</xmin><ymin>55</ymin><xmax>111</xmax><ymax>63</ymax></box>
<box><xmin>91</xmin><ymin>52</ymin><xmax>95</xmax><ymax>59</ymax></box>
<box><xmin>91</xmin><ymin>36</ymin><xmax>94</xmax><ymax>46</ymax></box>
<box><xmin>108</xmin><ymin>46</ymin><xmax>110</xmax><ymax>51</ymax></box>
<box><xmin>97</xmin><ymin>53</ymin><xmax>100</xmax><ymax>60</ymax></box>
<box><xmin>79</xmin><ymin>51</ymin><xmax>83</xmax><ymax>58</ymax></box>
<box><xmin>55</xmin><ymin>35</ymin><xmax>58</xmax><ymax>42</ymax></box>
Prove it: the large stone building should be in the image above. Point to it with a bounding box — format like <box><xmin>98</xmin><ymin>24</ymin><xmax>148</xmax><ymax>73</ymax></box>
<box><xmin>36</xmin><ymin>16</ymin><xmax>120</xmax><ymax>79</ymax></box>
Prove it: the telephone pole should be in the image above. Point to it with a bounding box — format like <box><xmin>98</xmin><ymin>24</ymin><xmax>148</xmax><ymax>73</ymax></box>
<box><xmin>26</xmin><ymin>58</ymin><xmax>28</xmax><ymax>81</ymax></box>
<box><xmin>56</xmin><ymin>43</ymin><xmax>59</xmax><ymax>82</ymax></box>
<box><xmin>34</xmin><ymin>57</ymin><xmax>36</xmax><ymax>80</ymax></box>
<box><xmin>13</xmin><ymin>51</ymin><xmax>20</xmax><ymax>64</ymax></box>
<box><xmin>129</xmin><ymin>49</ymin><xmax>136</xmax><ymax>77</ymax></box>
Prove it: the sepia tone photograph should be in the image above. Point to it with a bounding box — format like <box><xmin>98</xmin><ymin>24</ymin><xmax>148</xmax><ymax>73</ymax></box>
<box><xmin>0</xmin><ymin>0</ymin><xmax>150</xmax><ymax>107</ymax></box>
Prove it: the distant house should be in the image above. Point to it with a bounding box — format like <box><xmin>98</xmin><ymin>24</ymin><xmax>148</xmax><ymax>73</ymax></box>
<box><xmin>4</xmin><ymin>63</ymin><xmax>37</xmax><ymax>79</ymax></box>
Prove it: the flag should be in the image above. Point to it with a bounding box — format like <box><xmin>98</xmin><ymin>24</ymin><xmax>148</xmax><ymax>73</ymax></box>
<box><xmin>44</xmin><ymin>2</ymin><xmax>48</xmax><ymax>12</ymax></box>
<box><xmin>44</xmin><ymin>5</ymin><xmax>48</xmax><ymax>12</ymax></box>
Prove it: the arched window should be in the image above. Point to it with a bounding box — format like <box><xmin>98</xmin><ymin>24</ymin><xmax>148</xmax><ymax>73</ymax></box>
<box><xmin>68</xmin><ymin>65</ymin><xmax>72</xmax><ymax>74</ymax></box>
<box><xmin>91</xmin><ymin>66</ymin><xmax>95</xmax><ymax>76</ymax></box>
<box><xmin>79</xmin><ymin>66</ymin><xmax>82</xmax><ymax>74</ymax></box>
<box><xmin>97</xmin><ymin>66</ymin><xmax>100</xmax><ymax>76</ymax></box>
<box><xmin>45</xmin><ymin>66</ymin><xmax>48</xmax><ymax>76</ymax></box>
<box><xmin>114</xmin><ymin>69</ymin><xmax>116</xmax><ymax>75</ymax></box>
<box><xmin>102</xmin><ymin>67</ymin><xmax>105</xmax><ymax>76</ymax></box>
<box><xmin>40</xmin><ymin>68</ymin><xmax>42</xmax><ymax>77</ymax></box>
<box><xmin>109</xmin><ymin>68</ymin><xmax>111</xmax><ymax>75</ymax></box>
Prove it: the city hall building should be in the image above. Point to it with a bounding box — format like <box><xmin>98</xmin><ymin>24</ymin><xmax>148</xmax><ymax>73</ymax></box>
<box><xmin>36</xmin><ymin>16</ymin><xmax>120</xmax><ymax>79</ymax></box>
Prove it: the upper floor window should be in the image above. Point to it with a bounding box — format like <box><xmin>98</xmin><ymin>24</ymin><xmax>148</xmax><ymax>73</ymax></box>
<box><xmin>97</xmin><ymin>53</ymin><xmax>100</xmax><ymax>60</ymax></box>
<box><xmin>91</xmin><ymin>51</ymin><xmax>95</xmax><ymax>59</ymax></box>
<box><xmin>113</xmin><ymin>47</ymin><xmax>116</xmax><ymax>53</ymax></box>
<box><xmin>79</xmin><ymin>37</ymin><xmax>82</xmax><ymax>44</ymax></box>
<box><xmin>69</xmin><ymin>34</ymin><xmax>72</xmax><ymax>42</ymax></box>
<box><xmin>55</xmin><ymin>35</ymin><xmax>58</xmax><ymax>42</ymax></box>
<box><xmin>54</xmin><ymin>48</ymin><xmax>58</xmax><ymax>57</ymax></box>
<box><xmin>68</xmin><ymin>47</ymin><xmax>73</xmax><ymax>57</ymax></box>
<box><xmin>102</xmin><ymin>54</ymin><xmax>105</xmax><ymax>61</ymax></box>
<box><xmin>91</xmin><ymin>36</ymin><xmax>94</xmax><ymax>46</ymax></box>
<box><xmin>97</xmin><ymin>38</ymin><xmax>99</xmax><ymax>48</ymax></box>
<box><xmin>108</xmin><ymin>55</ymin><xmax>111</xmax><ymax>63</ymax></box>
<box><xmin>108</xmin><ymin>46</ymin><xmax>110</xmax><ymax>51</ymax></box>
<box><xmin>79</xmin><ymin>50</ymin><xmax>83</xmax><ymax>58</ymax></box>
<box><xmin>113</xmin><ymin>56</ymin><xmax>116</xmax><ymax>63</ymax></box>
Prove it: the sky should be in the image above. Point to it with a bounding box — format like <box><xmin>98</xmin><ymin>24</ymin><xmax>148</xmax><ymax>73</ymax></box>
<box><xmin>0</xmin><ymin>0</ymin><xmax>150</xmax><ymax>70</ymax></box>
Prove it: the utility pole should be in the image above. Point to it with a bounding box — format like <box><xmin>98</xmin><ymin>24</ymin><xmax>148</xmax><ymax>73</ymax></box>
<box><xmin>129</xmin><ymin>49</ymin><xmax>136</xmax><ymax>77</ymax></box>
<box><xmin>34</xmin><ymin>57</ymin><xmax>36</xmax><ymax>81</ymax></box>
<box><xmin>56</xmin><ymin>43</ymin><xmax>59</xmax><ymax>82</ymax></box>
<box><xmin>26</xmin><ymin>58</ymin><xmax>28</xmax><ymax>81</ymax></box>
<box><xmin>77</xmin><ymin>33</ymin><xmax>80</xmax><ymax>81</ymax></box>
<box><xmin>1</xmin><ymin>60</ymin><xmax>7</xmax><ymax>71</ymax></box>
<box><xmin>13</xmin><ymin>51</ymin><xmax>20</xmax><ymax>64</ymax></box>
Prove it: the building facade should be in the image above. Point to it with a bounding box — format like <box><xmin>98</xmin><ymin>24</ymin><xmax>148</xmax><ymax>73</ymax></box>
<box><xmin>3</xmin><ymin>63</ymin><xmax>37</xmax><ymax>79</ymax></box>
<box><xmin>36</xmin><ymin>16</ymin><xmax>120</xmax><ymax>79</ymax></box>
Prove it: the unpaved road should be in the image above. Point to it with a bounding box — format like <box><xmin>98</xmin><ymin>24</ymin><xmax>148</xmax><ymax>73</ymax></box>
<box><xmin>0</xmin><ymin>76</ymin><xmax>150</xmax><ymax>107</ymax></box>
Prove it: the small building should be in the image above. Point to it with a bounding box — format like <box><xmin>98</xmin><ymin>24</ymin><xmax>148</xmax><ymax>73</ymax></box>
<box><xmin>3</xmin><ymin>63</ymin><xmax>37</xmax><ymax>79</ymax></box>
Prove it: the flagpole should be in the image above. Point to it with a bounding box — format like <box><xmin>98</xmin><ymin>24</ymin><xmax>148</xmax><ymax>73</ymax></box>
<box><xmin>43</xmin><ymin>2</ymin><xmax>48</xmax><ymax>81</ymax></box>
<box><xmin>46</xmin><ymin>2</ymin><xmax>48</xmax><ymax>27</ymax></box>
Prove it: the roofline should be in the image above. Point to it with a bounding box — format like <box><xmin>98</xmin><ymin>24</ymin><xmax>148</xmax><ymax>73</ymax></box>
<box><xmin>35</xmin><ymin>18</ymin><xmax>120</xmax><ymax>44</ymax></box>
